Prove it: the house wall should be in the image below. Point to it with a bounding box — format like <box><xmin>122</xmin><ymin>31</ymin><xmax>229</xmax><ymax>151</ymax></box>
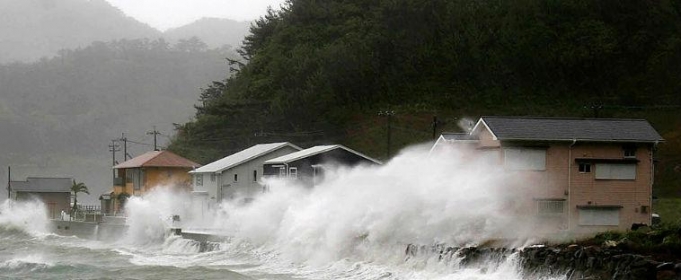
<box><xmin>193</xmin><ymin>173</ymin><xmax>219</xmax><ymax>201</ymax></box>
<box><xmin>218</xmin><ymin>146</ymin><xmax>300</xmax><ymax>202</ymax></box>
<box><xmin>15</xmin><ymin>192</ymin><xmax>70</xmax><ymax>219</ymax></box>
<box><xmin>263</xmin><ymin>148</ymin><xmax>378</xmax><ymax>187</ymax></box>
<box><xmin>190</xmin><ymin>146</ymin><xmax>301</xmax><ymax>203</ymax></box>
<box><xmin>464</xmin><ymin>134</ymin><xmax>655</xmax><ymax>235</ymax></box>
<box><xmin>111</xmin><ymin>167</ymin><xmax>193</xmax><ymax>213</ymax></box>
<box><xmin>477</xmin><ymin>127</ymin><xmax>500</xmax><ymax>147</ymax></box>
<box><xmin>481</xmin><ymin>140</ymin><xmax>654</xmax><ymax>233</ymax></box>
<box><xmin>143</xmin><ymin>167</ymin><xmax>193</xmax><ymax>192</ymax></box>
<box><xmin>567</xmin><ymin>143</ymin><xmax>653</xmax><ymax>233</ymax></box>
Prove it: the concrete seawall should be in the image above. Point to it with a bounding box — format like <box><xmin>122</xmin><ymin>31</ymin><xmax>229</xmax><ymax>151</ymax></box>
<box><xmin>49</xmin><ymin>217</ymin><xmax>127</xmax><ymax>241</ymax></box>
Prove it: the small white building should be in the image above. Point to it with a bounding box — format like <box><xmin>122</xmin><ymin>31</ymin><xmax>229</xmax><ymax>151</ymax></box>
<box><xmin>189</xmin><ymin>142</ymin><xmax>301</xmax><ymax>205</ymax></box>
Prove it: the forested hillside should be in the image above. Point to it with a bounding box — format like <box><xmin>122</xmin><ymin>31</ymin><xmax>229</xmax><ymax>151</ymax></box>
<box><xmin>0</xmin><ymin>38</ymin><xmax>236</xmax><ymax>200</ymax></box>
<box><xmin>169</xmin><ymin>0</ymin><xmax>681</xmax><ymax>196</ymax></box>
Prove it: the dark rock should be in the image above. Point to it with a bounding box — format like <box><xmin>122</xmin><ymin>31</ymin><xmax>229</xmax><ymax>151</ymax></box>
<box><xmin>657</xmin><ymin>262</ymin><xmax>674</xmax><ymax>271</ymax></box>
<box><xmin>674</xmin><ymin>263</ymin><xmax>681</xmax><ymax>273</ymax></box>
<box><xmin>656</xmin><ymin>270</ymin><xmax>677</xmax><ymax>280</ymax></box>
<box><xmin>586</xmin><ymin>257</ymin><xmax>596</xmax><ymax>268</ymax></box>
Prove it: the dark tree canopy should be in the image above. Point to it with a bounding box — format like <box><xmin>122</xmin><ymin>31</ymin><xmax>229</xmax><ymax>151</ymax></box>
<box><xmin>169</xmin><ymin>0</ymin><xmax>681</xmax><ymax>196</ymax></box>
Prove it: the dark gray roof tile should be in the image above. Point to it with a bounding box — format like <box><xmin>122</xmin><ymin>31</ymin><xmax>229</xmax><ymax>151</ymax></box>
<box><xmin>481</xmin><ymin>117</ymin><xmax>664</xmax><ymax>142</ymax></box>
<box><xmin>10</xmin><ymin>177</ymin><xmax>72</xmax><ymax>193</ymax></box>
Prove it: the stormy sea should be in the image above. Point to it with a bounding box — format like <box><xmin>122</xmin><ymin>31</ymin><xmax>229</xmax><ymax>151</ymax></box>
<box><xmin>1</xmin><ymin>145</ymin><xmax>566</xmax><ymax>280</ymax></box>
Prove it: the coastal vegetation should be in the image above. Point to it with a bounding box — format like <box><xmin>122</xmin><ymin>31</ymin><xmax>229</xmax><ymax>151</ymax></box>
<box><xmin>168</xmin><ymin>0</ymin><xmax>681</xmax><ymax>201</ymax></box>
<box><xmin>70</xmin><ymin>180</ymin><xmax>89</xmax><ymax>211</ymax></box>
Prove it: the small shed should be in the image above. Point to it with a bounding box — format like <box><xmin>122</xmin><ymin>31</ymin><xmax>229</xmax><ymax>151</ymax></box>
<box><xmin>263</xmin><ymin>145</ymin><xmax>381</xmax><ymax>186</ymax></box>
<box><xmin>10</xmin><ymin>177</ymin><xmax>72</xmax><ymax>219</ymax></box>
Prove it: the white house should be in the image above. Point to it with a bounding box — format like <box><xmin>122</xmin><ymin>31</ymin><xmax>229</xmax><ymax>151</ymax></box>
<box><xmin>189</xmin><ymin>142</ymin><xmax>301</xmax><ymax>205</ymax></box>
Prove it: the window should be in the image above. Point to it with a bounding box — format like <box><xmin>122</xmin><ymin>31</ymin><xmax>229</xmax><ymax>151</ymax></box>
<box><xmin>623</xmin><ymin>147</ymin><xmax>637</xmax><ymax>158</ymax></box>
<box><xmin>537</xmin><ymin>200</ymin><xmax>565</xmax><ymax>216</ymax></box>
<box><xmin>210</xmin><ymin>173</ymin><xmax>216</xmax><ymax>182</ymax></box>
<box><xmin>279</xmin><ymin>167</ymin><xmax>286</xmax><ymax>176</ymax></box>
<box><xmin>233</xmin><ymin>174</ymin><xmax>238</xmax><ymax>182</ymax></box>
<box><xmin>504</xmin><ymin>148</ymin><xmax>546</xmax><ymax>170</ymax></box>
<box><xmin>595</xmin><ymin>163</ymin><xmax>636</xmax><ymax>180</ymax></box>
<box><xmin>578</xmin><ymin>163</ymin><xmax>591</xmax><ymax>173</ymax></box>
<box><xmin>253</xmin><ymin>170</ymin><xmax>257</xmax><ymax>182</ymax></box>
<box><xmin>133</xmin><ymin>169</ymin><xmax>142</xmax><ymax>190</ymax></box>
<box><xmin>578</xmin><ymin>208</ymin><xmax>620</xmax><ymax>226</ymax></box>
<box><xmin>195</xmin><ymin>174</ymin><xmax>203</xmax><ymax>186</ymax></box>
<box><xmin>640</xmin><ymin>205</ymin><xmax>649</xmax><ymax>214</ymax></box>
<box><xmin>289</xmin><ymin>167</ymin><xmax>298</xmax><ymax>178</ymax></box>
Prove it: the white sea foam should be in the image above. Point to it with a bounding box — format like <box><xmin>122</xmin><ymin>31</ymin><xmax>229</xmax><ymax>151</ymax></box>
<box><xmin>118</xmin><ymin>143</ymin><xmax>565</xmax><ymax>279</ymax></box>
<box><xmin>1</xmin><ymin>254</ymin><xmax>55</xmax><ymax>271</ymax></box>
<box><xmin>0</xmin><ymin>199</ymin><xmax>49</xmax><ymax>235</ymax></box>
<box><xmin>121</xmin><ymin>188</ymin><xmax>193</xmax><ymax>247</ymax></box>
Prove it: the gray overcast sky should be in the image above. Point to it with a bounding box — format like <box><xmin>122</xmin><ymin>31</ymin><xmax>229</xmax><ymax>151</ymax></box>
<box><xmin>104</xmin><ymin>0</ymin><xmax>287</xmax><ymax>31</ymax></box>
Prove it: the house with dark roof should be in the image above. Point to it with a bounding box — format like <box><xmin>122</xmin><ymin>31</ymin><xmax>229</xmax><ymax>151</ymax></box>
<box><xmin>189</xmin><ymin>142</ymin><xmax>301</xmax><ymax>204</ymax></box>
<box><xmin>434</xmin><ymin>116</ymin><xmax>664</xmax><ymax>235</ymax></box>
<box><xmin>263</xmin><ymin>145</ymin><xmax>381</xmax><ymax>187</ymax></box>
<box><xmin>107</xmin><ymin>150</ymin><xmax>200</xmax><ymax>212</ymax></box>
<box><xmin>10</xmin><ymin>177</ymin><xmax>72</xmax><ymax>219</ymax></box>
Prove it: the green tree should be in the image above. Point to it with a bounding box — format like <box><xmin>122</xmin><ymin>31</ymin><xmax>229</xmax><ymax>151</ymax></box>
<box><xmin>71</xmin><ymin>180</ymin><xmax>89</xmax><ymax>211</ymax></box>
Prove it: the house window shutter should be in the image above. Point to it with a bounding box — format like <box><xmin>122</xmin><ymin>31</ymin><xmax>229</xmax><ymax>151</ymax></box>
<box><xmin>595</xmin><ymin>163</ymin><xmax>636</xmax><ymax>180</ymax></box>
<box><xmin>504</xmin><ymin>148</ymin><xmax>546</xmax><ymax>170</ymax></box>
<box><xmin>578</xmin><ymin>208</ymin><xmax>620</xmax><ymax>226</ymax></box>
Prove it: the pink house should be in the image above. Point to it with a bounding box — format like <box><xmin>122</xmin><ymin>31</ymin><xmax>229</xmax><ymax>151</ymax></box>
<box><xmin>433</xmin><ymin>116</ymin><xmax>664</xmax><ymax>235</ymax></box>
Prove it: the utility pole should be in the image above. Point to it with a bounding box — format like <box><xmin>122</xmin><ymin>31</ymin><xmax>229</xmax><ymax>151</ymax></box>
<box><xmin>118</xmin><ymin>133</ymin><xmax>130</xmax><ymax>160</ymax></box>
<box><xmin>432</xmin><ymin>115</ymin><xmax>439</xmax><ymax>140</ymax></box>
<box><xmin>108</xmin><ymin>140</ymin><xmax>120</xmax><ymax>181</ymax></box>
<box><xmin>147</xmin><ymin>126</ymin><xmax>160</xmax><ymax>151</ymax></box>
<box><xmin>7</xmin><ymin>166</ymin><xmax>10</xmax><ymax>200</ymax></box>
<box><xmin>378</xmin><ymin>108</ymin><xmax>395</xmax><ymax>159</ymax></box>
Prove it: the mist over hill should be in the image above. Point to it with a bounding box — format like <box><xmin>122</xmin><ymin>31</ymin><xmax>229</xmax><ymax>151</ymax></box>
<box><xmin>0</xmin><ymin>39</ymin><xmax>237</xmax><ymax>203</ymax></box>
<box><xmin>164</xmin><ymin>18</ymin><xmax>251</xmax><ymax>49</ymax></box>
<box><xmin>0</xmin><ymin>0</ymin><xmax>161</xmax><ymax>63</ymax></box>
<box><xmin>0</xmin><ymin>0</ymin><xmax>255</xmax><ymax>202</ymax></box>
<box><xmin>0</xmin><ymin>0</ymin><xmax>253</xmax><ymax>64</ymax></box>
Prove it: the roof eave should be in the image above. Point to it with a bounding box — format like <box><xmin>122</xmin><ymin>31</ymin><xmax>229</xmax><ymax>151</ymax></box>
<box><xmin>471</xmin><ymin>118</ymin><xmax>498</xmax><ymax>140</ymax></box>
<box><xmin>497</xmin><ymin>138</ymin><xmax>665</xmax><ymax>143</ymax></box>
<box><xmin>193</xmin><ymin>143</ymin><xmax>302</xmax><ymax>173</ymax></box>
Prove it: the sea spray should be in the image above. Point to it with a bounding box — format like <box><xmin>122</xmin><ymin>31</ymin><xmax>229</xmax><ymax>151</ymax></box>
<box><xmin>0</xmin><ymin>199</ymin><xmax>49</xmax><ymax>235</ymax></box>
<box><xmin>117</xmin><ymin>143</ymin><xmax>565</xmax><ymax>279</ymax></box>
<box><xmin>207</xmin><ymin>143</ymin><xmax>546</xmax><ymax>265</ymax></box>
<box><xmin>122</xmin><ymin>188</ymin><xmax>194</xmax><ymax>246</ymax></box>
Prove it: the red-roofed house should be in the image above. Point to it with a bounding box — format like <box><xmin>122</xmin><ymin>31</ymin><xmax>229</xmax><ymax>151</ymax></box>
<box><xmin>108</xmin><ymin>150</ymin><xmax>200</xmax><ymax>212</ymax></box>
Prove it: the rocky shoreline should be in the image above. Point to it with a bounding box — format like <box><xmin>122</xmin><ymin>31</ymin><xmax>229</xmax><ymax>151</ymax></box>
<box><xmin>521</xmin><ymin>244</ymin><xmax>681</xmax><ymax>280</ymax></box>
<box><xmin>405</xmin><ymin>243</ymin><xmax>681</xmax><ymax>279</ymax></box>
